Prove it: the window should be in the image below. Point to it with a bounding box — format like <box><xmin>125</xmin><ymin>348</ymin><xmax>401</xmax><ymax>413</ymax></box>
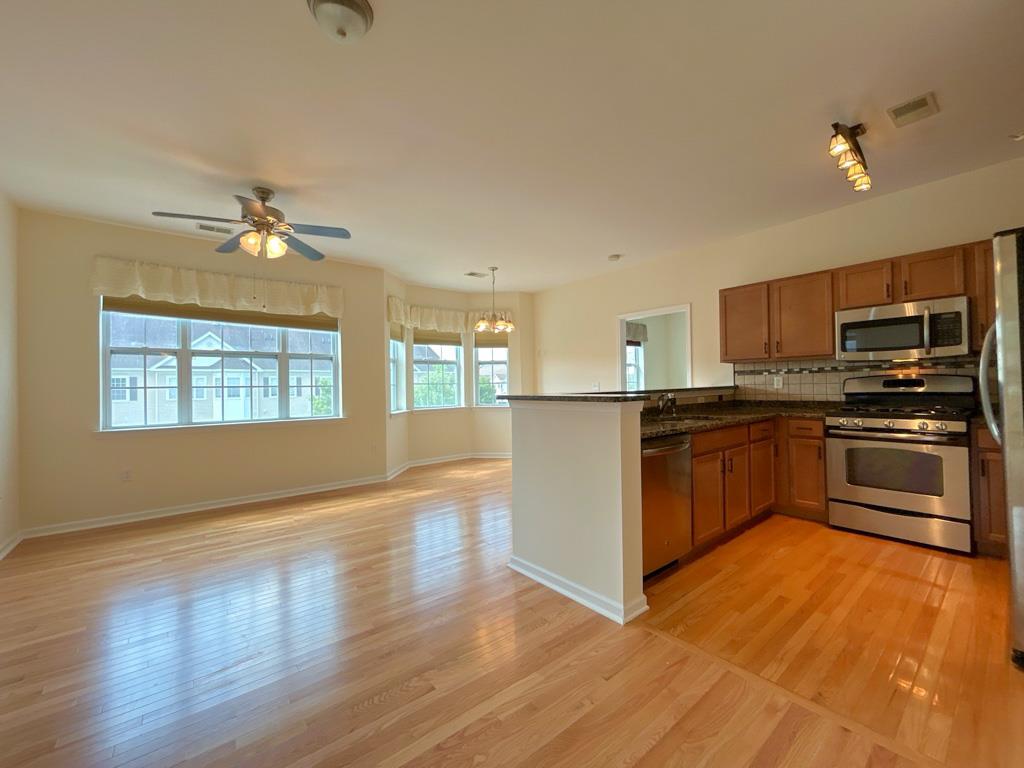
<box><xmin>625</xmin><ymin>342</ymin><xmax>645</xmax><ymax>391</ymax></box>
<box><xmin>101</xmin><ymin>308</ymin><xmax>340</xmax><ymax>429</ymax></box>
<box><xmin>412</xmin><ymin>332</ymin><xmax>462</xmax><ymax>408</ymax></box>
<box><xmin>389</xmin><ymin>330</ymin><xmax>406</xmax><ymax>412</ymax></box>
<box><xmin>474</xmin><ymin>340</ymin><xmax>508</xmax><ymax>406</ymax></box>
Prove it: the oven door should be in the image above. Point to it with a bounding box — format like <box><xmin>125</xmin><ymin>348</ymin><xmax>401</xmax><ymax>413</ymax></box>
<box><xmin>826</xmin><ymin>433</ymin><xmax>970</xmax><ymax>519</ymax></box>
<box><xmin>835</xmin><ymin>296</ymin><xmax>969</xmax><ymax>361</ymax></box>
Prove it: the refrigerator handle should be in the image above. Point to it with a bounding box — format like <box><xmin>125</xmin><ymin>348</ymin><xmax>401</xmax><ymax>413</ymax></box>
<box><xmin>979</xmin><ymin>322</ymin><xmax>1001</xmax><ymax>446</ymax></box>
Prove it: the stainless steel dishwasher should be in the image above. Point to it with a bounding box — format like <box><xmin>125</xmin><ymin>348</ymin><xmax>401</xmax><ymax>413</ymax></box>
<box><xmin>641</xmin><ymin>435</ymin><xmax>693</xmax><ymax>575</ymax></box>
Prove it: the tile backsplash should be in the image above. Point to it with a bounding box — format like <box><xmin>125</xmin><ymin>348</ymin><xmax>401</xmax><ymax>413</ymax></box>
<box><xmin>733</xmin><ymin>356</ymin><xmax>980</xmax><ymax>402</ymax></box>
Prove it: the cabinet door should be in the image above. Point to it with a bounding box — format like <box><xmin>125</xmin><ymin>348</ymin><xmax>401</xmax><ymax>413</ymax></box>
<box><xmin>641</xmin><ymin>453</ymin><xmax>693</xmax><ymax>575</ymax></box>
<box><xmin>833</xmin><ymin>260</ymin><xmax>894</xmax><ymax>309</ymax></box>
<box><xmin>966</xmin><ymin>240</ymin><xmax>995</xmax><ymax>352</ymax></box>
<box><xmin>977</xmin><ymin>450</ymin><xmax>1007</xmax><ymax>549</ymax></box>
<box><xmin>788</xmin><ymin>438</ymin><xmax>827</xmax><ymax>516</ymax></box>
<box><xmin>750</xmin><ymin>438</ymin><xmax>775</xmax><ymax>515</ymax></box>
<box><xmin>770</xmin><ymin>272</ymin><xmax>835</xmax><ymax>359</ymax></box>
<box><xmin>692</xmin><ymin>452</ymin><xmax>725</xmax><ymax>545</ymax></box>
<box><xmin>720</xmin><ymin>283</ymin><xmax>770</xmax><ymax>361</ymax></box>
<box><xmin>724</xmin><ymin>444</ymin><xmax>750</xmax><ymax>530</ymax></box>
<box><xmin>896</xmin><ymin>246</ymin><xmax>965</xmax><ymax>301</ymax></box>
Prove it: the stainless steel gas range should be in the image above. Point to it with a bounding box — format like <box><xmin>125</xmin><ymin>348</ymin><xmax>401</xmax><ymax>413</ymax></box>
<box><xmin>825</xmin><ymin>374</ymin><xmax>975</xmax><ymax>553</ymax></box>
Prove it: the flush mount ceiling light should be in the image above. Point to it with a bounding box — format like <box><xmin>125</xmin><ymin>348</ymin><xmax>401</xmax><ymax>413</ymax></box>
<box><xmin>306</xmin><ymin>0</ymin><xmax>374</xmax><ymax>43</ymax></box>
<box><xmin>827</xmin><ymin>122</ymin><xmax>872</xmax><ymax>192</ymax></box>
<box><xmin>473</xmin><ymin>267</ymin><xmax>516</xmax><ymax>334</ymax></box>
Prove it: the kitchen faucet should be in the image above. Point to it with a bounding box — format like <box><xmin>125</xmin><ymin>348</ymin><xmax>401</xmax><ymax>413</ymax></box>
<box><xmin>657</xmin><ymin>392</ymin><xmax>677</xmax><ymax>417</ymax></box>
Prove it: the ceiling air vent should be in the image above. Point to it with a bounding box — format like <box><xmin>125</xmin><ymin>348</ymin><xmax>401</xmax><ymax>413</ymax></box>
<box><xmin>196</xmin><ymin>222</ymin><xmax>234</xmax><ymax>235</ymax></box>
<box><xmin>464</xmin><ymin>271</ymin><xmax>488</xmax><ymax>278</ymax></box>
<box><xmin>887</xmin><ymin>92</ymin><xmax>940</xmax><ymax>127</ymax></box>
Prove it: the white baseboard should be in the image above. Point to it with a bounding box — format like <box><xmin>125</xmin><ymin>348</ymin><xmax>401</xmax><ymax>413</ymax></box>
<box><xmin>508</xmin><ymin>555</ymin><xmax>648</xmax><ymax>625</ymax></box>
<box><xmin>0</xmin><ymin>531</ymin><xmax>22</xmax><ymax>561</ymax></box>
<box><xmin>16</xmin><ymin>452</ymin><xmax>512</xmax><ymax>544</ymax></box>
<box><xmin>386</xmin><ymin>452</ymin><xmax>511</xmax><ymax>480</ymax></box>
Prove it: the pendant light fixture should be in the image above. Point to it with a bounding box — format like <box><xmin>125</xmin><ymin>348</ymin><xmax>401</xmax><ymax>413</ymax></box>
<box><xmin>827</xmin><ymin>122</ymin><xmax>872</xmax><ymax>192</ymax></box>
<box><xmin>473</xmin><ymin>267</ymin><xmax>516</xmax><ymax>334</ymax></box>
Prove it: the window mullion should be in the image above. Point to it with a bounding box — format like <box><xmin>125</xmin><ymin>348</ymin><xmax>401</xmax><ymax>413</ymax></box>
<box><xmin>279</xmin><ymin>328</ymin><xmax>289</xmax><ymax>420</ymax></box>
<box><xmin>179</xmin><ymin>319</ymin><xmax>191</xmax><ymax>425</ymax></box>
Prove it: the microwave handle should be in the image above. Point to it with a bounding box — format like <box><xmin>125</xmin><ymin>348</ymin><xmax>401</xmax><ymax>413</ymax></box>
<box><xmin>979</xmin><ymin>323</ymin><xmax>1001</xmax><ymax>446</ymax></box>
<box><xmin>922</xmin><ymin>307</ymin><xmax>931</xmax><ymax>355</ymax></box>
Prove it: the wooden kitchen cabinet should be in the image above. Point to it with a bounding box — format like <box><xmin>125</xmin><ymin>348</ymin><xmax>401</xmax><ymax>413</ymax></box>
<box><xmin>974</xmin><ymin>425</ymin><xmax>1007</xmax><ymax>557</ymax></box>
<box><xmin>966</xmin><ymin>240</ymin><xmax>995</xmax><ymax>352</ymax></box>
<box><xmin>724</xmin><ymin>445</ymin><xmax>750</xmax><ymax>530</ymax></box>
<box><xmin>770</xmin><ymin>272</ymin><xmax>834</xmax><ymax>359</ymax></box>
<box><xmin>749</xmin><ymin>436</ymin><xmax>775</xmax><ymax>515</ymax></box>
<box><xmin>692</xmin><ymin>452</ymin><xmax>726</xmax><ymax>546</ymax></box>
<box><xmin>895</xmin><ymin>246</ymin><xmax>965</xmax><ymax>302</ymax></box>
<box><xmin>788</xmin><ymin>436</ymin><xmax>827</xmax><ymax>515</ymax></box>
<box><xmin>833</xmin><ymin>260</ymin><xmax>894</xmax><ymax>309</ymax></box>
<box><xmin>720</xmin><ymin>283</ymin><xmax>770</xmax><ymax>361</ymax></box>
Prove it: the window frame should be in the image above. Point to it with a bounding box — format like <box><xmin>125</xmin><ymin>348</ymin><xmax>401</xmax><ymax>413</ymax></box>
<box><xmin>389</xmin><ymin>336</ymin><xmax>407</xmax><ymax>413</ymax></box>
<box><xmin>625</xmin><ymin>342</ymin><xmax>645</xmax><ymax>392</ymax></box>
<box><xmin>473</xmin><ymin>345</ymin><xmax>509</xmax><ymax>407</ymax></box>
<box><xmin>100</xmin><ymin>311</ymin><xmax>341</xmax><ymax>430</ymax></box>
<box><xmin>411</xmin><ymin>340</ymin><xmax>463</xmax><ymax>410</ymax></box>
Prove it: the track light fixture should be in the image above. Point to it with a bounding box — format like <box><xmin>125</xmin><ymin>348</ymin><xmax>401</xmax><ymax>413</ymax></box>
<box><xmin>827</xmin><ymin>122</ymin><xmax>871</xmax><ymax>192</ymax></box>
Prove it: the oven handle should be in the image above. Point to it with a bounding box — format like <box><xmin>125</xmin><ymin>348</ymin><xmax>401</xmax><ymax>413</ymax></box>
<box><xmin>923</xmin><ymin>307</ymin><xmax>931</xmax><ymax>355</ymax></box>
<box><xmin>826</xmin><ymin>429</ymin><xmax>964</xmax><ymax>445</ymax></box>
<box><xmin>979</xmin><ymin>322</ymin><xmax>1001</xmax><ymax>445</ymax></box>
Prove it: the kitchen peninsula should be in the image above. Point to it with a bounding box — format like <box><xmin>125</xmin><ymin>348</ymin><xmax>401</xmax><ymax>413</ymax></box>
<box><xmin>501</xmin><ymin>389</ymin><xmax>831</xmax><ymax>623</ymax></box>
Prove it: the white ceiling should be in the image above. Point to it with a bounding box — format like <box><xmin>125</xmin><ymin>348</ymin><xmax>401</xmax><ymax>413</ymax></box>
<box><xmin>2</xmin><ymin>1</ymin><xmax>1023</xmax><ymax>291</ymax></box>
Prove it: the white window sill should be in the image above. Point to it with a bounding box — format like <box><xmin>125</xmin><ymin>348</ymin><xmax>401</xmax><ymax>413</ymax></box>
<box><xmin>472</xmin><ymin>404</ymin><xmax>509</xmax><ymax>409</ymax></box>
<box><xmin>389</xmin><ymin>409</ymin><xmax>410</xmax><ymax>416</ymax></box>
<box><xmin>410</xmin><ymin>406</ymin><xmax>466</xmax><ymax>413</ymax></box>
<box><xmin>95</xmin><ymin>415</ymin><xmax>347</xmax><ymax>434</ymax></box>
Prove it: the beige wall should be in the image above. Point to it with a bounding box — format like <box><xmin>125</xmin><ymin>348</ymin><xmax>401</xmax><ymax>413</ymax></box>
<box><xmin>15</xmin><ymin>211</ymin><xmax>528</xmax><ymax>531</ymax></box>
<box><xmin>536</xmin><ymin>157</ymin><xmax>1024</xmax><ymax>393</ymax></box>
<box><xmin>0</xmin><ymin>195</ymin><xmax>18</xmax><ymax>550</ymax></box>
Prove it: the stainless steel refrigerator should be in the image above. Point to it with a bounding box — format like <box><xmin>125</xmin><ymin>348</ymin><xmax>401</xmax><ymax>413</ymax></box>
<box><xmin>979</xmin><ymin>226</ymin><xmax>1024</xmax><ymax>670</ymax></box>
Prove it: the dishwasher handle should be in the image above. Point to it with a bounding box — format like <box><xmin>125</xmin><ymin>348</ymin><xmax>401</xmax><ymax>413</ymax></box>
<box><xmin>642</xmin><ymin>441</ymin><xmax>691</xmax><ymax>458</ymax></box>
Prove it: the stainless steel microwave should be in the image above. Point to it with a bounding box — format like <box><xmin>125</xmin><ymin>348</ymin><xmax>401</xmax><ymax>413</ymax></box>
<box><xmin>835</xmin><ymin>295</ymin><xmax>970</xmax><ymax>361</ymax></box>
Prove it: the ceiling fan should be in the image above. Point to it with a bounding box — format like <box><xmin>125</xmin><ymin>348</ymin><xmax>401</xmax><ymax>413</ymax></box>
<box><xmin>152</xmin><ymin>186</ymin><xmax>351</xmax><ymax>262</ymax></box>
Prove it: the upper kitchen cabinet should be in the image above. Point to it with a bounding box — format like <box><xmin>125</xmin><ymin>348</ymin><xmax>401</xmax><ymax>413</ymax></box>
<box><xmin>894</xmin><ymin>246</ymin><xmax>965</xmax><ymax>302</ymax></box>
<box><xmin>966</xmin><ymin>239</ymin><xmax>995</xmax><ymax>351</ymax></box>
<box><xmin>720</xmin><ymin>283</ymin><xmax>770</xmax><ymax>362</ymax></box>
<box><xmin>833</xmin><ymin>260</ymin><xmax>894</xmax><ymax>310</ymax></box>
<box><xmin>769</xmin><ymin>271</ymin><xmax>834</xmax><ymax>359</ymax></box>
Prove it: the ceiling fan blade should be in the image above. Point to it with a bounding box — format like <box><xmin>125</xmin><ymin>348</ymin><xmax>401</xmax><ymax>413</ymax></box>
<box><xmin>234</xmin><ymin>195</ymin><xmax>267</xmax><ymax>219</ymax></box>
<box><xmin>286</xmin><ymin>223</ymin><xmax>352</xmax><ymax>239</ymax></box>
<box><xmin>215</xmin><ymin>230</ymin><xmax>251</xmax><ymax>253</ymax></box>
<box><xmin>283</xmin><ymin>235</ymin><xmax>325</xmax><ymax>261</ymax></box>
<box><xmin>152</xmin><ymin>212</ymin><xmax>243</xmax><ymax>224</ymax></box>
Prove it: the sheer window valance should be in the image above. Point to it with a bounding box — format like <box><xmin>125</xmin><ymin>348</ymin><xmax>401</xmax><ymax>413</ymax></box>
<box><xmin>92</xmin><ymin>256</ymin><xmax>345</xmax><ymax>319</ymax></box>
<box><xmin>625</xmin><ymin>321</ymin><xmax>649</xmax><ymax>344</ymax></box>
<box><xmin>387</xmin><ymin>295</ymin><xmax>514</xmax><ymax>335</ymax></box>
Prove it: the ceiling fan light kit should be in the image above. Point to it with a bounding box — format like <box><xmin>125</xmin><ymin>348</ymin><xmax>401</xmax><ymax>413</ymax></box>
<box><xmin>153</xmin><ymin>186</ymin><xmax>352</xmax><ymax>262</ymax></box>
<box><xmin>307</xmin><ymin>0</ymin><xmax>374</xmax><ymax>43</ymax></box>
<box><xmin>827</xmin><ymin>122</ymin><xmax>872</xmax><ymax>192</ymax></box>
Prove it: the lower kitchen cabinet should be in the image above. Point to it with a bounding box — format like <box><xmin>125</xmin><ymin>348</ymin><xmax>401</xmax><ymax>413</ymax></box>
<box><xmin>750</xmin><ymin>437</ymin><xmax>775</xmax><ymax>515</ymax></box>
<box><xmin>974</xmin><ymin>425</ymin><xmax>1008</xmax><ymax>556</ymax></box>
<box><xmin>788</xmin><ymin>437</ymin><xmax>827</xmax><ymax>514</ymax></box>
<box><xmin>724</xmin><ymin>444</ymin><xmax>750</xmax><ymax>530</ymax></box>
<box><xmin>692</xmin><ymin>452</ymin><xmax>726</xmax><ymax>546</ymax></box>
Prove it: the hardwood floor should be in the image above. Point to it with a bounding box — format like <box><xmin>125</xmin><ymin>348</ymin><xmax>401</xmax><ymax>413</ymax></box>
<box><xmin>0</xmin><ymin>460</ymin><xmax>1020</xmax><ymax>767</ymax></box>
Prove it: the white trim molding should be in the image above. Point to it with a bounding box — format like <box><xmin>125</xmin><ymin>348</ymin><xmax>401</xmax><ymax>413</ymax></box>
<box><xmin>508</xmin><ymin>556</ymin><xmax>648</xmax><ymax>625</ymax></box>
<box><xmin>0</xmin><ymin>531</ymin><xmax>23</xmax><ymax>561</ymax></box>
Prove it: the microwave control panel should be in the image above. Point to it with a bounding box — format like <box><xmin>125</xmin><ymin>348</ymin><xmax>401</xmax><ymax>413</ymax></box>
<box><xmin>930</xmin><ymin>311</ymin><xmax>963</xmax><ymax>346</ymax></box>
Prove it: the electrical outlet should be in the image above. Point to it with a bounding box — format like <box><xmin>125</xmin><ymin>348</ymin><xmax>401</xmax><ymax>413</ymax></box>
<box><xmin>591</xmin><ymin>381</ymin><xmax>601</xmax><ymax>391</ymax></box>
<box><xmin>120</xmin><ymin>469</ymin><xmax>133</xmax><ymax>482</ymax></box>
<box><xmin>771</xmin><ymin>375</ymin><xmax>784</xmax><ymax>390</ymax></box>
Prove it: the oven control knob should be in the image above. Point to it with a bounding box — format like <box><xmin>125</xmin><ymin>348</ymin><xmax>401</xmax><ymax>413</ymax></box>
<box><xmin>853</xmin><ymin>418</ymin><xmax>863</xmax><ymax>427</ymax></box>
<box><xmin>936</xmin><ymin>422</ymin><xmax>947</xmax><ymax>431</ymax></box>
<box><xmin>917</xmin><ymin>421</ymin><xmax>930</xmax><ymax>430</ymax></box>
<box><xmin>838</xmin><ymin>418</ymin><xmax>847</xmax><ymax>426</ymax></box>
<box><xmin>883</xmin><ymin>420</ymin><xmax>894</xmax><ymax>429</ymax></box>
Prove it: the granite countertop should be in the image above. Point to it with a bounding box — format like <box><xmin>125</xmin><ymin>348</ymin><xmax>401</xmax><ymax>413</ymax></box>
<box><xmin>501</xmin><ymin>386</ymin><xmax>736</xmax><ymax>403</ymax></box>
<box><xmin>641</xmin><ymin>401</ymin><xmax>833</xmax><ymax>439</ymax></box>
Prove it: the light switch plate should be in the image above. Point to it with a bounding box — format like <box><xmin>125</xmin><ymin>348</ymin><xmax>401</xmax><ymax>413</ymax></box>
<box><xmin>772</xmin><ymin>375</ymin><xmax>784</xmax><ymax>390</ymax></box>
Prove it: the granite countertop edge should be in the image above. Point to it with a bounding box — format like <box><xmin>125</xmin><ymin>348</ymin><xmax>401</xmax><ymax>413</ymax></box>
<box><xmin>500</xmin><ymin>385</ymin><xmax>737</xmax><ymax>403</ymax></box>
<box><xmin>641</xmin><ymin>402</ymin><xmax>834</xmax><ymax>439</ymax></box>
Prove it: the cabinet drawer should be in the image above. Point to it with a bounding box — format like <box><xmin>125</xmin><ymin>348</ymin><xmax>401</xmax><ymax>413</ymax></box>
<box><xmin>748</xmin><ymin>421</ymin><xmax>774</xmax><ymax>441</ymax></box>
<box><xmin>788</xmin><ymin>419</ymin><xmax>823</xmax><ymax>438</ymax></box>
<box><xmin>977</xmin><ymin>425</ymin><xmax>1001</xmax><ymax>451</ymax></box>
<box><xmin>692</xmin><ymin>425</ymin><xmax>749</xmax><ymax>455</ymax></box>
